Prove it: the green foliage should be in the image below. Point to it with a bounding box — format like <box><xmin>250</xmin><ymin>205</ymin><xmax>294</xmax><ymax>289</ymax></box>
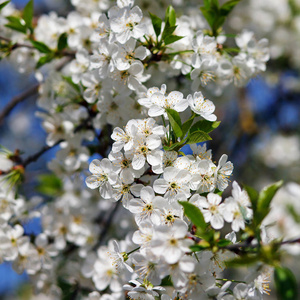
<box><xmin>148</xmin><ymin>5</ymin><xmax>183</xmax><ymax>49</ymax></box>
<box><xmin>5</xmin><ymin>16</ymin><xmax>27</xmax><ymax>34</ymax></box>
<box><xmin>36</xmin><ymin>174</ymin><xmax>62</xmax><ymax>196</ymax></box>
<box><xmin>226</xmin><ymin>255</ymin><xmax>260</xmax><ymax>267</ymax></box>
<box><xmin>164</xmin><ymin>35</ymin><xmax>184</xmax><ymax>45</ymax></box>
<box><xmin>165</xmin><ymin>108</ymin><xmax>182</xmax><ymax>138</ymax></box>
<box><xmin>0</xmin><ymin>1</ymin><xmax>10</xmax><ymax>12</ymax></box>
<box><xmin>244</xmin><ymin>181</ymin><xmax>283</xmax><ymax>227</ymax></box>
<box><xmin>57</xmin><ymin>33</ymin><xmax>68</xmax><ymax>51</ymax></box>
<box><xmin>23</xmin><ymin>0</ymin><xmax>34</xmax><ymax>33</ymax></box>
<box><xmin>179</xmin><ymin>201</ymin><xmax>207</xmax><ymax>231</ymax></box>
<box><xmin>190</xmin><ymin>120</ymin><xmax>220</xmax><ymax>134</ymax></box>
<box><xmin>181</xmin><ymin>114</ymin><xmax>195</xmax><ymax>139</ymax></box>
<box><xmin>274</xmin><ymin>266</ymin><xmax>298</xmax><ymax>300</ymax></box>
<box><xmin>200</xmin><ymin>0</ymin><xmax>241</xmax><ymax>36</ymax></box>
<box><xmin>30</xmin><ymin>40</ymin><xmax>52</xmax><ymax>53</ymax></box>
<box><xmin>62</xmin><ymin>76</ymin><xmax>81</xmax><ymax>93</ymax></box>
<box><xmin>36</xmin><ymin>53</ymin><xmax>55</xmax><ymax>68</ymax></box>
<box><xmin>149</xmin><ymin>12</ymin><xmax>162</xmax><ymax>38</ymax></box>
<box><xmin>186</xmin><ymin>130</ymin><xmax>212</xmax><ymax>144</ymax></box>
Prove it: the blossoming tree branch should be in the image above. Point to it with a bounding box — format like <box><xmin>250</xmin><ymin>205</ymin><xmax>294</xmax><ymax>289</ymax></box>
<box><xmin>0</xmin><ymin>0</ymin><xmax>298</xmax><ymax>299</ymax></box>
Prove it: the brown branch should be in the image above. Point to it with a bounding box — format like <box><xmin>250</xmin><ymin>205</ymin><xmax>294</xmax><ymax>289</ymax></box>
<box><xmin>22</xmin><ymin>139</ymin><xmax>63</xmax><ymax>168</ymax></box>
<box><xmin>0</xmin><ymin>84</ymin><xmax>39</xmax><ymax>125</ymax></box>
<box><xmin>0</xmin><ymin>56</ymin><xmax>72</xmax><ymax>125</ymax></box>
<box><xmin>92</xmin><ymin>201</ymin><xmax>121</xmax><ymax>250</ymax></box>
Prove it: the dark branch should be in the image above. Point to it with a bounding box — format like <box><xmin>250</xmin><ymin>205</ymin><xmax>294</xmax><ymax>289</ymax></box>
<box><xmin>0</xmin><ymin>84</ymin><xmax>39</xmax><ymax>125</ymax></box>
<box><xmin>23</xmin><ymin>139</ymin><xmax>63</xmax><ymax>168</ymax></box>
<box><xmin>93</xmin><ymin>201</ymin><xmax>121</xmax><ymax>250</ymax></box>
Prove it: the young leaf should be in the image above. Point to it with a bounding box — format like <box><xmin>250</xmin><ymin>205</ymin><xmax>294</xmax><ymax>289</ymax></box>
<box><xmin>257</xmin><ymin>180</ymin><xmax>283</xmax><ymax>220</ymax></box>
<box><xmin>186</xmin><ymin>130</ymin><xmax>212</xmax><ymax>144</ymax></box>
<box><xmin>36</xmin><ymin>174</ymin><xmax>62</xmax><ymax>196</ymax></box>
<box><xmin>161</xmin><ymin>25</ymin><xmax>177</xmax><ymax>40</ymax></box>
<box><xmin>274</xmin><ymin>266</ymin><xmax>298</xmax><ymax>300</ymax></box>
<box><xmin>179</xmin><ymin>201</ymin><xmax>207</xmax><ymax>231</ymax></box>
<box><xmin>23</xmin><ymin>0</ymin><xmax>34</xmax><ymax>30</ymax></box>
<box><xmin>190</xmin><ymin>120</ymin><xmax>220</xmax><ymax>134</ymax></box>
<box><xmin>36</xmin><ymin>53</ymin><xmax>54</xmax><ymax>68</ymax></box>
<box><xmin>220</xmin><ymin>0</ymin><xmax>240</xmax><ymax>16</ymax></box>
<box><xmin>225</xmin><ymin>255</ymin><xmax>259</xmax><ymax>267</ymax></box>
<box><xmin>164</xmin><ymin>35</ymin><xmax>184</xmax><ymax>45</ymax></box>
<box><xmin>165</xmin><ymin>5</ymin><xmax>176</xmax><ymax>27</ymax></box>
<box><xmin>5</xmin><ymin>16</ymin><xmax>27</xmax><ymax>34</ymax></box>
<box><xmin>165</xmin><ymin>108</ymin><xmax>182</xmax><ymax>138</ymax></box>
<box><xmin>0</xmin><ymin>1</ymin><xmax>10</xmax><ymax>12</ymax></box>
<box><xmin>62</xmin><ymin>76</ymin><xmax>81</xmax><ymax>93</ymax></box>
<box><xmin>57</xmin><ymin>32</ymin><xmax>68</xmax><ymax>51</ymax></box>
<box><xmin>181</xmin><ymin>114</ymin><xmax>195</xmax><ymax>139</ymax></box>
<box><xmin>149</xmin><ymin>12</ymin><xmax>162</xmax><ymax>38</ymax></box>
<box><xmin>30</xmin><ymin>40</ymin><xmax>52</xmax><ymax>53</ymax></box>
<box><xmin>243</xmin><ymin>184</ymin><xmax>258</xmax><ymax>213</ymax></box>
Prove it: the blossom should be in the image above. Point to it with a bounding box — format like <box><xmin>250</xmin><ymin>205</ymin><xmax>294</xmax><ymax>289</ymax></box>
<box><xmin>187</xmin><ymin>91</ymin><xmax>217</xmax><ymax>121</ymax></box>
<box><xmin>85</xmin><ymin>159</ymin><xmax>118</xmax><ymax>199</ymax></box>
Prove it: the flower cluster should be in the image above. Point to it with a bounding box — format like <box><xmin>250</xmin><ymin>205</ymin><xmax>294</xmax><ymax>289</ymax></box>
<box><xmin>0</xmin><ymin>0</ymin><xmax>298</xmax><ymax>299</ymax></box>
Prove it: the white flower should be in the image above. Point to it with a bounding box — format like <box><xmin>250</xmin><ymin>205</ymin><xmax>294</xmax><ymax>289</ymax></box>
<box><xmin>215</xmin><ymin>154</ymin><xmax>234</xmax><ymax>191</ymax></box>
<box><xmin>85</xmin><ymin>159</ymin><xmax>118</xmax><ymax>199</ymax></box>
<box><xmin>153</xmin><ymin>167</ymin><xmax>192</xmax><ymax>202</ymax></box>
<box><xmin>148</xmin><ymin>90</ymin><xmax>188</xmax><ymax>117</ymax></box>
<box><xmin>111</xmin><ymin>120</ymin><xmax>138</xmax><ymax>153</ymax></box>
<box><xmin>192</xmin><ymin>193</ymin><xmax>225</xmax><ymax>229</ymax></box>
<box><xmin>110</xmin><ymin>6</ymin><xmax>145</xmax><ymax>44</ymax></box>
<box><xmin>151</xmin><ymin>219</ymin><xmax>193</xmax><ymax>264</ymax></box>
<box><xmin>128</xmin><ymin>186</ymin><xmax>163</xmax><ymax>225</ymax></box>
<box><xmin>187</xmin><ymin>91</ymin><xmax>217</xmax><ymax>121</ymax></box>
<box><xmin>192</xmin><ymin>31</ymin><xmax>217</xmax><ymax>68</ymax></box>
<box><xmin>113</xmin><ymin>38</ymin><xmax>149</xmax><ymax>71</ymax></box>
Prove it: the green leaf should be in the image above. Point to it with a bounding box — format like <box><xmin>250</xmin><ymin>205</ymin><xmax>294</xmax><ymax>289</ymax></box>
<box><xmin>274</xmin><ymin>267</ymin><xmax>298</xmax><ymax>300</ymax></box>
<box><xmin>36</xmin><ymin>53</ymin><xmax>54</xmax><ymax>68</ymax></box>
<box><xmin>23</xmin><ymin>0</ymin><xmax>34</xmax><ymax>30</ymax></box>
<box><xmin>162</xmin><ymin>25</ymin><xmax>177</xmax><ymax>40</ymax></box>
<box><xmin>5</xmin><ymin>16</ymin><xmax>27</xmax><ymax>34</ymax></box>
<box><xmin>200</xmin><ymin>7</ymin><xmax>215</xmax><ymax>29</ymax></box>
<box><xmin>190</xmin><ymin>120</ymin><xmax>220</xmax><ymax>134</ymax></box>
<box><xmin>164</xmin><ymin>35</ymin><xmax>184</xmax><ymax>45</ymax></box>
<box><xmin>30</xmin><ymin>40</ymin><xmax>52</xmax><ymax>53</ymax></box>
<box><xmin>165</xmin><ymin>5</ymin><xmax>176</xmax><ymax>27</ymax></box>
<box><xmin>165</xmin><ymin>108</ymin><xmax>182</xmax><ymax>138</ymax></box>
<box><xmin>243</xmin><ymin>184</ymin><xmax>258</xmax><ymax>213</ymax></box>
<box><xmin>149</xmin><ymin>12</ymin><xmax>162</xmax><ymax>38</ymax></box>
<box><xmin>36</xmin><ymin>174</ymin><xmax>62</xmax><ymax>196</ymax></box>
<box><xmin>186</xmin><ymin>130</ymin><xmax>212</xmax><ymax>144</ymax></box>
<box><xmin>0</xmin><ymin>1</ymin><xmax>10</xmax><ymax>12</ymax></box>
<box><xmin>220</xmin><ymin>0</ymin><xmax>240</xmax><ymax>16</ymax></box>
<box><xmin>181</xmin><ymin>114</ymin><xmax>195</xmax><ymax>138</ymax></box>
<box><xmin>287</xmin><ymin>204</ymin><xmax>300</xmax><ymax>224</ymax></box>
<box><xmin>217</xmin><ymin>239</ymin><xmax>231</xmax><ymax>247</ymax></box>
<box><xmin>62</xmin><ymin>76</ymin><xmax>81</xmax><ymax>93</ymax></box>
<box><xmin>179</xmin><ymin>201</ymin><xmax>207</xmax><ymax>231</ymax></box>
<box><xmin>226</xmin><ymin>255</ymin><xmax>260</xmax><ymax>267</ymax></box>
<box><xmin>57</xmin><ymin>32</ymin><xmax>68</xmax><ymax>51</ymax></box>
<box><xmin>256</xmin><ymin>180</ymin><xmax>283</xmax><ymax>222</ymax></box>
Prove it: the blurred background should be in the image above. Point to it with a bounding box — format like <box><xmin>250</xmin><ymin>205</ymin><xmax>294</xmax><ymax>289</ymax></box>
<box><xmin>1</xmin><ymin>0</ymin><xmax>300</xmax><ymax>298</ymax></box>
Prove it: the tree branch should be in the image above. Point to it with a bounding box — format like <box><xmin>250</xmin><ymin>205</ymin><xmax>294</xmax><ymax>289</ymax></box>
<box><xmin>22</xmin><ymin>139</ymin><xmax>63</xmax><ymax>168</ymax></box>
<box><xmin>93</xmin><ymin>201</ymin><xmax>121</xmax><ymax>250</ymax></box>
<box><xmin>0</xmin><ymin>84</ymin><xmax>39</xmax><ymax>125</ymax></box>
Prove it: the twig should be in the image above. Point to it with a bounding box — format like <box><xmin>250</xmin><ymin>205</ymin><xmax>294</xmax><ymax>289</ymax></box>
<box><xmin>23</xmin><ymin>139</ymin><xmax>63</xmax><ymax>168</ymax></box>
<box><xmin>0</xmin><ymin>56</ymin><xmax>72</xmax><ymax>125</ymax></box>
<box><xmin>93</xmin><ymin>201</ymin><xmax>121</xmax><ymax>250</ymax></box>
<box><xmin>0</xmin><ymin>84</ymin><xmax>39</xmax><ymax>125</ymax></box>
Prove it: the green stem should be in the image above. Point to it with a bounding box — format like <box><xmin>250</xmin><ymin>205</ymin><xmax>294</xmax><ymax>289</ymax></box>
<box><xmin>127</xmin><ymin>247</ymin><xmax>141</xmax><ymax>256</ymax></box>
<box><xmin>216</xmin><ymin>278</ymin><xmax>246</xmax><ymax>284</ymax></box>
